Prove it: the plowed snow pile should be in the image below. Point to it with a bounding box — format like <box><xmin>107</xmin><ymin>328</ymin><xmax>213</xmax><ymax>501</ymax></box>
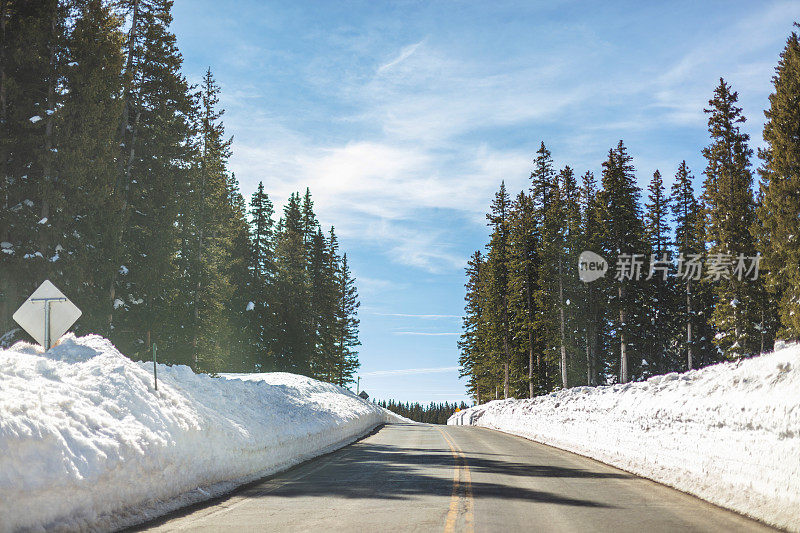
<box><xmin>0</xmin><ymin>334</ymin><xmax>397</xmax><ymax>532</ymax></box>
<box><xmin>449</xmin><ymin>344</ymin><xmax>800</xmax><ymax>531</ymax></box>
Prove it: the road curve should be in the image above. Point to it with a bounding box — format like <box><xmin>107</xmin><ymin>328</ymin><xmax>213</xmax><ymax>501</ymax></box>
<box><xmin>131</xmin><ymin>423</ymin><xmax>774</xmax><ymax>532</ymax></box>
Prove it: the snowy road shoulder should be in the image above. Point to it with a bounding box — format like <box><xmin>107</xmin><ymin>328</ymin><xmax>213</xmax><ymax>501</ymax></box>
<box><xmin>449</xmin><ymin>345</ymin><xmax>800</xmax><ymax>531</ymax></box>
<box><xmin>0</xmin><ymin>334</ymin><xmax>399</xmax><ymax>532</ymax></box>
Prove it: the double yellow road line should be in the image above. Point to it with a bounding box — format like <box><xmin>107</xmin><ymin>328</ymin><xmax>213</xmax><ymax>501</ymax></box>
<box><xmin>438</xmin><ymin>428</ymin><xmax>475</xmax><ymax>533</ymax></box>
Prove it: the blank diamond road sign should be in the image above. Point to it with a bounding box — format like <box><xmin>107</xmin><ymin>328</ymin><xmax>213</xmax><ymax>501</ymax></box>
<box><xmin>12</xmin><ymin>280</ymin><xmax>81</xmax><ymax>348</ymax></box>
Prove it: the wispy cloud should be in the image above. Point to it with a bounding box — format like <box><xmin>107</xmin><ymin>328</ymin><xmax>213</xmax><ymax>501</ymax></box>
<box><xmin>373</xmin><ymin>313</ymin><xmax>461</xmax><ymax>319</ymax></box>
<box><xmin>361</xmin><ymin>366</ymin><xmax>459</xmax><ymax>376</ymax></box>
<box><xmin>377</xmin><ymin>40</ymin><xmax>424</xmax><ymax>74</ymax></box>
<box><xmin>218</xmin><ymin>0</ymin><xmax>800</xmax><ymax>276</ymax></box>
<box><xmin>393</xmin><ymin>331</ymin><xmax>460</xmax><ymax>336</ymax></box>
<box><xmin>353</xmin><ymin>276</ymin><xmax>405</xmax><ymax>296</ymax></box>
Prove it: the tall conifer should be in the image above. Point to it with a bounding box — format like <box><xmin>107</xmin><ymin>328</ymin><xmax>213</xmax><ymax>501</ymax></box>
<box><xmin>756</xmin><ymin>25</ymin><xmax>800</xmax><ymax>341</ymax></box>
<box><xmin>597</xmin><ymin>141</ymin><xmax>646</xmax><ymax>383</ymax></box>
<box><xmin>485</xmin><ymin>181</ymin><xmax>512</xmax><ymax>398</ymax></box>
<box><xmin>507</xmin><ymin>192</ymin><xmax>540</xmax><ymax>396</ymax></box>
<box><xmin>702</xmin><ymin>79</ymin><xmax>761</xmax><ymax>358</ymax></box>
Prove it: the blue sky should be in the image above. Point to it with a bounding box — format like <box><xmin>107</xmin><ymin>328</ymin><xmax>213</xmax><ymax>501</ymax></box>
<box><xmin>172</xmin><ymin>0</ymin><xmax>799</xmax><ymax>404</ymax></box>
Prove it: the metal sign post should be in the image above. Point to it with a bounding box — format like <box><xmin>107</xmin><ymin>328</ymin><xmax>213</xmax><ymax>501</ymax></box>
<box><xmin>30</xmin><ymin>296</ymin><xmax>66</xmax><ymax>350</ymax></box>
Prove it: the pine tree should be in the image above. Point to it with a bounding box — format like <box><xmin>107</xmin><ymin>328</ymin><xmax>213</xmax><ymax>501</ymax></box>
<box><xmin>111</xmin><ymin>0</ymin><xmax>197</xmax><ymax>360</ymax></box>
<box><xmin>0</xmin><ymin>0</ymin><xmax>365</xmax><ymax>380</ymax></box>
<box><xmin>597</xmin><ymin>141</ymin><xmax>646</xmax><ymax>383</ymax></box>
<box><xmin>530</xmin><ymin>143</ymin><xmax>558</xmax><ymax>389</ymax></box>
<box><xmin>507</xmin><ymin>192</ymin><xmax>540</xmax><ymax>397</ymax></box>
<box><xmin>702</xmin><ymin>78</ymin><xmax>761</xmax><ymax>358</ymax></box>
<box><xmin>560</xmin><ymin>165</ymin><xmax>582</xmax><ymax>386</ymax></box>
<box><xmin>301</xmin><ymin>187</ymin><xmax>317</xmax><ymax>253</ymax></box>
<box><xmin>642</xmin><ymin>169</ymin><xmax>679</xmax><ymax>375</ymax></box>
<box><xmin>308</xmin><ymin>226</ymin><xmax>332</xmax><ymax>378</ymax></box>
<box><xmin>184</xmin><ymin>67</ymin><xmax>235</xmax><ymax>372</ymax></box>
<box><xmin>0</xmin><ymin>0</ymin><xmax>71</xmax><ymax>336</ymax></box>
<box><xmin>224</xmin><ymin>173</ymin><xmax>256</xmax><ymax>371</ymax></box>
<box><xmin>579</xmin><ymin>171</ymin><xmax>605</xmax><ymax>385</ymax></box>
<box><xmin>459</xmin><ymin>251</ymin><xmax>489</xmax><ymax>402</ymax></box>
<box><xmin>320</xmin><ymin>227</ymin><xmax>341</xmax><ymax>380</ymax></box>
<box><xmin>670</xmin><ymin>161</ymin><xmax>716</xmax><ymax>369</ymax></box>
<box><xmin>249</xmin><ymin>181</ymin><xmax>276</xmax><ymax>370</ymax></box>
<box><xmin>333</xmin><ymin>253</ymin><xmax>360</xmax><ymax>386</ymax></box>
<box><xmin>273</xmin><ymin>192</ymin><xmax>312</xmax><ymax>373</ymax></box>
<box><xmin>105</xmin><ymin>0</ymin><xmax>143</xmax><ymax>333</ymax></box>
<box><xmin>756</xmin><ymin>25</ymin><xmax>800</xmax><ymax>341</ymax></box>
<box><xmin>484</xmin><ymin>182</ymin><xmax>513</xmax><ymax>398</ymax></box>
<box><xmin>44</xmin><ymin>0</ymin><xmax>123</xmax><ymax>336</ymax></box>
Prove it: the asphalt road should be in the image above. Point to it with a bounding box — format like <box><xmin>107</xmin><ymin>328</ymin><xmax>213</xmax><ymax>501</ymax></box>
<box><xmin>133</xmin><ymin>423</ymin><xmax>774</xmax><ymax>533</ymax></box>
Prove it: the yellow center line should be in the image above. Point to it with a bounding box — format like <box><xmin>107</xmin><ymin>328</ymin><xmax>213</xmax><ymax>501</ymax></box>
<box><xmin>438</xmin><ymin>428</ymin><xmax>475</xmax><ymax>533</ymax></box>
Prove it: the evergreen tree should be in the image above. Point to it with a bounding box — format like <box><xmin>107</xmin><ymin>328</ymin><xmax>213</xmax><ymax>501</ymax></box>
<box><xmin>111</xmin><ymin>0</ymin><xmax>197</xmax><ymax>359</ymax></box>
<box><xmin>597</xmin><ymin>141</ymin><xmax>646</xmax><ymax>383</ymax></box>
<box><xmin>560</xmin><ymin>165</ymin><xmax>582</xmax><ymax>386</ymax></box>
<box><xmin>301</xmin><ymin>187</ymin><xmax>317</xmax><ymax>253</ymax></box>
<box><xmin>484</xmin><ymin>181</ymin><xmax>513</xmax><ymax>398</ymax></box>
<box><xmin>273</xmin><ymin>192</ymin><xmax>312</xmax><ymax>374</ymax></box>
<box><xmin>530</xmin><ymin>143</ymin><xmax>558</xmax><ymax>389</ymax></box>
<box><xmin>184</xmin><ymin>67</ymin><xmax>235</xmax><ymax>371</ymax></box>
<box><xmin>579</xmin><ymin>171</ymin><xmax>605</xmax><ymax>385</ymax></box>
<box><xmin>249</xmin><ymin>181</ymin><xmax>276</xmax><ymax>370</ymax></box>
<box><xmin>701</xmin><ymin>78</ymin><xmax>762</xmax><ymax>358</ymax></box>
<box><xmin>225</xmin><ymin>172</ymin><xmax>256</xmax><ymax>371</ymax></box>
<box><xmin>756</xmin><ymin>24</ymin><xmax>800</xmax><ymax>341</ymax></box>
<box><xmin>308</xmin><ymin>226</ymin><xmax>334</xmax><ymax>378</ymax></box>
<box><xmin>459</xmin><ymin>251</ymin><xmax>489</xmax><ymax>403</ymax></box>
<box><xmin>36</xmin><ymin>0</ymin><xmax>123</xmax><ymax>337</ymax></box>
<box><xmin>0</xmin><ymin>0</ymin><xmax>363</xmax><ymax>383</ymax></box>
<box><xmin>642</xmin><ymin>169</ymin><xmax>678</xmax><ymax>375</ymax></box>
<box><xmin>0</xmin><ymin>0</ymin><xmax>71</xmax><ymax>335</ymax></box>
<box><xmin>333</xmin><ymin>252</ymin><xmax>360</xmax><ymax>385</ymax></box>
<box><xmin>670</xmin><ymin>161</ymin><xmax>716</xmax><ymax>369</ymax></box>
<box><xmin>507</xmin><ymin>192</ymin><xmax>540</xmax><ymax>397</ymax></box>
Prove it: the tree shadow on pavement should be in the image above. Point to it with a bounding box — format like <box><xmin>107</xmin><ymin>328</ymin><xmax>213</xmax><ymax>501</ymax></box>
<box><xmin>126</xmin><ymin>424</ymin><xmax>619</xmax><ymax>531</ymax></box>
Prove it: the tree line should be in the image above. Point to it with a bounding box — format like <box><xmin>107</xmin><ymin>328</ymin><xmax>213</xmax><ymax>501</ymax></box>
<box><xmin>460</xmin><ymin>24</ymin><xmax>800</xmax><ymax>402</ymax></box>
<box><xmin>0</xmin><ymin>0</ymin><xmax>360</xmax><ymax>385</ymax></box>
<box><xmin>376</xmin><ymin>400</ymin><xmax>471</xmax><ymax>425</ymax></box>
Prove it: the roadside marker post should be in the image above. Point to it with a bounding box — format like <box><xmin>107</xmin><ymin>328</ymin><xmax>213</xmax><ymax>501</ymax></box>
<box><xmin>12</xmin><ymin>280</ymin><xmax>82</xmax><ymax>350</ymax></box>
<box><xmin>153</xmin><ymin>342</ymin><xmax>158</xmax><ymax>391</ymax></box>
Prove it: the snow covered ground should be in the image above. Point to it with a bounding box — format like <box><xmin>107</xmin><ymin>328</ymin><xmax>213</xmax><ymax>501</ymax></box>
<box><xmin>449</xmin><ymin>344</ymin><xmax>800</xmax><ymax>531</ymax></box>
<box><xmin>0</xmin><ymin>334</ymin><xmax>399</xmax><ymax>532</ymax></box>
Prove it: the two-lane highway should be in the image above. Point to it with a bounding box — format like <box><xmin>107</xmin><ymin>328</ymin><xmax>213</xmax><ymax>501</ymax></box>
<box><xmin>133</xmin><ymin>423</ymin><xmax>774</xmax><ymax>532</ymax></box>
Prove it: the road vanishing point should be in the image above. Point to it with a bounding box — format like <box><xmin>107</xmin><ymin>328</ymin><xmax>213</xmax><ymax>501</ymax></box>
<box><xmin>133</xmin><ymin>423</ymin><xmax>774</xmax><ymax>533</ymax></box>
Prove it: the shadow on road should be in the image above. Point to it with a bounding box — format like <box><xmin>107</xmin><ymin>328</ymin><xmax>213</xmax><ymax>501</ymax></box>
<box><xmin>250</xmin><ymin>428</ymin><xmax>621</xmax><ymax>508</ymax></box>
<box><xmin>126</xmin><ymin>424</ymin><xmax>618</xmax><ymax>530</ymax></box>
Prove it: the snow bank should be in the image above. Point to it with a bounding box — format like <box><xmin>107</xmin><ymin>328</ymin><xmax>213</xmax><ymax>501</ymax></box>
<box><xmin>0</xmin><ymin>334</ymin><xmax>398</xmax><ymax>532</ymax></box>
<box><xmin>449</xmin><ymin>345</ymin><xmax>800</xmax><ymax>531</ymax></box>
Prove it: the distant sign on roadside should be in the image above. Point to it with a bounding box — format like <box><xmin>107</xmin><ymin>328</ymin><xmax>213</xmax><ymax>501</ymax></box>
<box><xmin>12</xmin><ymin>280</ymin><xmax>81</xmax><ymax>350</ymax></box>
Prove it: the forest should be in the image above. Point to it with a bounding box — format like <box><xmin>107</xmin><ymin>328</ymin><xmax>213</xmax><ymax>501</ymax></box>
<box><xmin>376</xmin><ymin>400</ymin><xmax>471</xmax><ymax>425</ymax></box>
<box><xmin>0</xmin><ymin>0</ymin><xmax>361</xmax><ymax>385</ymax></box>
<box><xmin>460</xmin><ymin>25</ymin><xmax>800</xmax><ymax>402</ymax></box>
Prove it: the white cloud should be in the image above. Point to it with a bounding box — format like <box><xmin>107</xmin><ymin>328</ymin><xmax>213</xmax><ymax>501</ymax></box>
<box><xmin>361</xmin><ymin>366</ymin><xmax>459</xmax><ymax>376</ymax></box>
<box><xmin>221</xmin><ymin>1</ymin><xmax>800</xmax><ymax>276</ymax></box>
<box><xmin>377</xmin><ymin>40</ymin><xmax>424</xmax><ymax>74</ymax></box>
<box><xmin>372</xmin><ymin>313</ymin><xmax>461</xmax><ymax>319</ymax></box>
<box><xmin>393</xmin><ymin>331</ymin><xmax>461</xmax><ymax>336</ymax></box>
<box><xmin>352</xmin><ymin>276</ymin><xmax>405</xmax><ymax>297</ymax></box>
